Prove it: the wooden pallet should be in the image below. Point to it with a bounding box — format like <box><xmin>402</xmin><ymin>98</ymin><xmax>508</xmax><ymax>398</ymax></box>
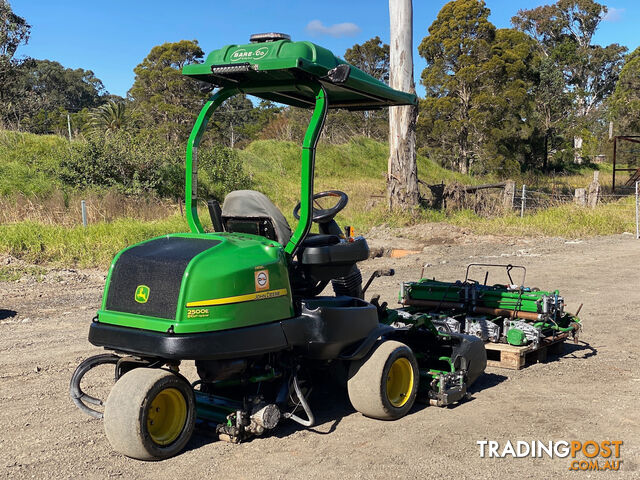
<box><xmin>484</xmin><ymin>332</ymin><xmax>570</xmax><ymax>370</ymax></box>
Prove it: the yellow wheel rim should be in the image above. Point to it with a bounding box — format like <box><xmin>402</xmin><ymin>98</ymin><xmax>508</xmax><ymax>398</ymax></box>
<box><xmin>386</xmin><ymin>357</ymin><xmax>414</xmax><ymax>408</ymax></box>
<box><xmin>146</xmin><ymin>388</ymin><xmax>187</xmax><ymax>446</ymax></box>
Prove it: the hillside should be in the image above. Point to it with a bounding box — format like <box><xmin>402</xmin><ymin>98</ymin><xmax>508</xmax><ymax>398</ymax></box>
<box><xmin>0</xmin><ymin>130</ymin><xmax>635</xmax><ymax>268</ymax></box>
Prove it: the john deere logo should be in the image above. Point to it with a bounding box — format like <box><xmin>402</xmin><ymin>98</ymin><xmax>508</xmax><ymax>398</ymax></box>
<box><xmin>135</xmin><ymin>285</ymin><xmax>150</xmax><ymax>304</ymax></box>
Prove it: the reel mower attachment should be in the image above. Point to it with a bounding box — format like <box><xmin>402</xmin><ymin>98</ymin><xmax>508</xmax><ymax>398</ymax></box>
<box><xmin>401</xmin><ymin>263</ymin><xmax>582</xmax><ymax>347</ymax></box>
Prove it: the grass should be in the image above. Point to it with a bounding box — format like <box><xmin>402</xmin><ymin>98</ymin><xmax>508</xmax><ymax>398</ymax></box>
<box><xmin>239</xmin><ymin>137</ymin><xmax>477</xmax><ymax>230</ymax></box>
<box><xmin>1</xmin><ymin>198</ymin><xmax>634</xmax><ymax>269</ymax></box>
<box><xmin>0</xmin><ymin>265</ymin><xmax>47</xmax><ymax>282</ymax></box>
<box><xmin>1</xmin><ymin>132</ymin><xmax>634</xmax><ymax>270</ymax></box>
<box><xmin>449</xmin><ymin>196</ymin><xmax>637</xmax><ymax>237</ymax></box>
<box><xmin>0</xmin><ymin>215</ymin><xmax>188</xmax><ymax>267</ymax></box>
<box><xmin>0</xmin><ymin>130</ymin><xmax>69</xmax><ymax>197</ymax></box>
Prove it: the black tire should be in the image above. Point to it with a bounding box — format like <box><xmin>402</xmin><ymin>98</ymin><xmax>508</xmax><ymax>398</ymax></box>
<box><xmin>103</xmin><ymin>368</ymin><xmax>195</xmax><ymax>461</ymax></box>
<box><xmin>347</xmin><ymin>340</ymin><xmax>419</xmax><ymax>420</ymax></box>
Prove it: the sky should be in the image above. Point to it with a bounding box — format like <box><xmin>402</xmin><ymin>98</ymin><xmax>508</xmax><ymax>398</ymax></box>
<box><xmin>10</xmin><ymin>0</ymin><xmax>640</xmax><ymax>98</ymax></box>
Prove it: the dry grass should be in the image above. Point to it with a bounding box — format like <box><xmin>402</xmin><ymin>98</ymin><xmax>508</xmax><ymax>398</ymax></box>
<box><xmin>0</xmin><ymin>190</ymin><xmax>180</xmax><ymax>226</ymax></box>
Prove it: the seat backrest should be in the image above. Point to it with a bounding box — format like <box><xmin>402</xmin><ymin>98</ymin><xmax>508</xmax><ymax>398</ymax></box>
<box><xmin>221</xmin><ymin>190</ymin><xmax>292</xmax><ymax>245</ymax></box>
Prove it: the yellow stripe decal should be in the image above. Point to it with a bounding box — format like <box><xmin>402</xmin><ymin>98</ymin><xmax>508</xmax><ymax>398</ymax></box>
<box><xmin>186</xmin><ymin>288</ymin><xmax>288</xmax><ymax>308</ymax></box>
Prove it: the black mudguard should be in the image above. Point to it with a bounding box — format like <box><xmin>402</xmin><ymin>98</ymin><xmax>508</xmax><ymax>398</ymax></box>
<box><xmin>448</xmin><ymin>332</ymin><xmax>487</xmax><ymax>385</ymax></box>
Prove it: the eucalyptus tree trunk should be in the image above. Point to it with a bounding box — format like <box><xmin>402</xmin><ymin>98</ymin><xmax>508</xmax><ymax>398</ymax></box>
<box><xmin>388</xmin><ymin>0</ymin><xmax>419</xmax><ymax>209</ymax></box>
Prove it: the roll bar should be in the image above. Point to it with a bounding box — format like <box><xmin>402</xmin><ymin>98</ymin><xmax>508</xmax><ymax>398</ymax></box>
<box><xmin>184</xmin><ymin>83</ymin><xmax>328</xmax><ymax>258</ymax></box>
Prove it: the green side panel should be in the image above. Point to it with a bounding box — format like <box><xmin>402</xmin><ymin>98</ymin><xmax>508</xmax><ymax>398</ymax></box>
<box><xmin>177</xmin><ymin>234</ymin><xmax>293</xmax><ymax>333</ymax></box>
<box><xmin>98</xmin><ymin>232</ymin><xmax>294</xmax><ymax>334</ymax></box>
<box><xmin>182</xmin><ymin>39</ymin><xmax>417</xmax><ymax>109</ymax></box>
<box><xmin>506</xmin><ymin>328</ymin><xmax>527</xmax><ymax>346</ymax></box>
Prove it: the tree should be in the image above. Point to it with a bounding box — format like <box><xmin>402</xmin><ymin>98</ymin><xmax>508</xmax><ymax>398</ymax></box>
<box><xmin>512</xmin><ymin>0</ymin><xmax>627</xmax><ymax>162</ymax></box>
<box><xmin>418</xmin><ymin>0</ymin><xmax>495</xmax><ymax>174</ymax></box>
<box><xmin>482</xmin><ymin>29</ymin><xmax>543</xmax><ymax>174</ymax></box>
<box><xmin>0</xmin><ymin>0</ymin><xmax>29</xmax><ymax>59</ymax></box>
<box><xmin>129</xmin><ymin>40</ymin><xmax>207</xmax><ymax>143</ymax></box>
<box><xmin>86</xmin><ymin>100</ymin><xmax>129</xmax><ymax>137</ymax></box>
<box><xmin>0</xmin><ymin>0</ymin><xmax>30</xmax><ymax>129</ymax></box>
<box><xmin>27</xmin><ymin>60</ymin><xmax>105</xmax><ymax>110</ymax></box>
<box><xmin>343</xmin><ymin>37</ymin><xmax>390</xmax><ymax>140</ymax></box>
<box><xmin>534</xmin><ymin>56</ymin><xmax>572</xmax><ymax>168</ymax></box>
<box><xmin>345</xmin><ymin>36</ymin><xmax>390</xmax><ymax>83</ymax></box>
<box><xmin>609</xmin><ymin>47</ymin><xmax>640</xmax><ymax>134</ymax></box>
<box><xmin>388</xmin><ymin>0</ymin><xmax>419</xmax><ymax>208</ymax></box>
<box><xmin>211</xmin><ymin>94</ymin><xmax>256</xmax><ymax>148</ymax></box>
<box><xmin>16</xmin><ymin>59</ymin><xmax>106</xmax><ymax>134</ymax></box>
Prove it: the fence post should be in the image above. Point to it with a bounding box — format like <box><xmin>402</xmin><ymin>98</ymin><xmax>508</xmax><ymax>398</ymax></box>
<box><xmin>81</xmin><ymin>200</ymin><xmax>87</xmax><ymax>227</ymax></box>
<box><xmin>503</xmin><ymin>180</ymin><xmax>515</xmax><ymax>210</ymax></box>
<box><xmin>574</xmin><ymin>188</ymin><xmax>586</xmax><ymax>206</ymax></box>
<box><xmin>587</xmin><ymin>171</ymin><xmax>600</xmax><ymax>208</ymax></box>
<box><xmin>636</xmin><ymin>182</ymin><xmax>640</xmax><ymax>239</ymax></box>
<box><xmin>520</xmin><ymin>185</ymin><xmax>526</xmax><ymax>217</ymax></box>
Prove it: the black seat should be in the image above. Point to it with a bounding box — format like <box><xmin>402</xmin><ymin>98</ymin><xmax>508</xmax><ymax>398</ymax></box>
<box><xmin>221</xmin><ymin>190</ymin><xmax>368</xmax><ymax>283</ymax></box>
<box><xmin>221</xmin><ymin>190</ymin><xmax>292</xmax><ymax>245</ymax></box>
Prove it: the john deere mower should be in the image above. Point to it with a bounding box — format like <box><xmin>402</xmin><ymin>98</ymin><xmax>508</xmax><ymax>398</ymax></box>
<box><xmin>70</xmin><ymin>33</ymin><xmax>487</xmax><ymax>461</ymax></box>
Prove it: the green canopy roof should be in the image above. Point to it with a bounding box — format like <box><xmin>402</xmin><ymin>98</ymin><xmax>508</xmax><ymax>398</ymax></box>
<box><xmin>182</xmin><ymin>36</ymin><xmax>417</xmax><ymax>110</ymax></box>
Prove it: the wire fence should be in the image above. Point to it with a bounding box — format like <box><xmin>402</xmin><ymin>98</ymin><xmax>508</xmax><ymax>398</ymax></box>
<box><xmin>420</xmin><ymin>179</ymin><xmax>640</xmax><ymax>239</ymax></box>
<box><xmin>512</xmin><ymin>188</ymin><xmax>635</xmax><ymax>211</ymax></box>
<box><xmin>511</xmin><ymin>182</ymin><xmax>639</xmax><ymax>239</ymax></box>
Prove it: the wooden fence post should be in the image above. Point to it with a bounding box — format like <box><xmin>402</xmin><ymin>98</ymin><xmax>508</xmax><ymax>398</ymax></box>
<box><xmin>587</xmin><ymin>171</ymin><xmax>600</xmax><ymax>208</ymax></box>
<box><xmin>503</xmin><ymin>180</ymin><xmax>515</xmax><ymax>209</ymax></box>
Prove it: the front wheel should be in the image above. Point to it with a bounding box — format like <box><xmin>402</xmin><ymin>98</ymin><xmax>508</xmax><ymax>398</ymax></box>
<box><xmin>103</xmin><ymin>368</ymin><xmax>195</xmax><ymax>461</ymax></box>
<box><xmin>347</xmin><ymin>340</ymin><xmax>419</xmax><ymax>420</ymax></box>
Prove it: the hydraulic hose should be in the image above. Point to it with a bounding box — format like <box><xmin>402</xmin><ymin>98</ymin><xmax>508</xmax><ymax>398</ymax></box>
<box><xmin>283</xmin><ymin>374</ymin><xmax>315</xmax><ymax>427</ymax></box>
<box><xmin>69</xmin><ymin>354</ymin><xmax>120</xmax><ymax>419</ymax></box>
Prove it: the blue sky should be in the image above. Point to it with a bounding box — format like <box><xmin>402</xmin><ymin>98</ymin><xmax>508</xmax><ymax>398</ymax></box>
<box><xmin>10</xmin><ymin>0</ymin><xmax>640</xmax><ymax>98</ymax></box>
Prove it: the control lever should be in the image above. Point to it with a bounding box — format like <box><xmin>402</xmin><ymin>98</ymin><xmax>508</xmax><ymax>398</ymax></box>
<box><xmin>362</xmin><ymin>268</ymin><xmax>395</xmax><ymax>296</ymax></box>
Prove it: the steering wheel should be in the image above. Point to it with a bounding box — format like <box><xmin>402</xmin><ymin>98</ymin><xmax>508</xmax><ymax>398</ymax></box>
<box><xmin>293</xmin><ymin>190</ymin><xmax>348</xmax><ymax>223</ymax></box>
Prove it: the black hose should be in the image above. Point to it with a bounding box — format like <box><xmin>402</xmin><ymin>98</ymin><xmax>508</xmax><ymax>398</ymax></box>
<box><xmin>69</xmin><ymin>354</ymin><xmax>120</xmax><ymax>419</ymax></box>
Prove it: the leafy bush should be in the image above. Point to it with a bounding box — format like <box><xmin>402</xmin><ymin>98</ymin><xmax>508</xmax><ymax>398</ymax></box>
<box><xmin>58</xmin><ymin>131</ymin><xmax>250</xmax><ymax>199</ymax></box>
<box><xmin>60</xmin><ymin>132</ymin><xmax>178</xmax><ymax>194</ymax></box>
<box><xmin>197</xmin><ymin>144</ymin><xmax>252</xmax><ymax>201</ymax></box>
<box><xmin>0</xmin><ymin>130</ymin><xmax>68</xmax><ymax>196</ymax></box>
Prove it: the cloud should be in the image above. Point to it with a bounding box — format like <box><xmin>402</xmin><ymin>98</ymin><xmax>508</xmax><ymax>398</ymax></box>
<box><xmin>305</xmin><ymin>20</ymin><xmax>361</xmax><ymax>38</ymax></box>
<box><xmin>603</xmin><ymin>7</ymin><xmax>625</xmax><ymax>22</ymax></box>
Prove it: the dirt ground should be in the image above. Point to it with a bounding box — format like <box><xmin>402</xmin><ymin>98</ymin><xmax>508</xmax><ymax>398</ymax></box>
<box><xmin>1</xmin><ymin>228</ymin><xmax>639</xmax><ymax>479</ymax></box>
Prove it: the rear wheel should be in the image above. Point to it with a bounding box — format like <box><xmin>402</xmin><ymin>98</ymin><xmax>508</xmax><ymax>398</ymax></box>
<box><xmin>347</xmin><ymin>340</ymin><xmax>418</xmax><ymax>420</ymax></box>
<box><xmin>104</xmin><ymin>368</ymin><xmax>195</xmax><ymax>461</ymax></box>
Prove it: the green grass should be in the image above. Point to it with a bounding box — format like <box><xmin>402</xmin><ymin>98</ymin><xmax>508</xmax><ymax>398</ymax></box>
<box><xmin>0</xmin><ymin>215</ymin><xmax>188</xmax><ymax>267</ymax></box>
<box><xmin>0</xmin><ymin>130</ymin><xmax>69</xmax><ymax>196</ymax></box>
<box><xmin>2</xmin><ymin>198</ymin><xmax>634</xmax><ymax>269</ymax></box>
<box><xmin>240</xmin><ymin>137</ymin><xmax>476</xmax><ymax>230</ymax></box>
<box><xmin>0</xmin><ymin>131</ymin><xmax>632</xmax><ymax>270</ymax></box>
<box><xmin>449</xmin><ymin>197</ymin><xmax>636</xmax><ymax>237</ymax></box>
<box><xmin>0</xmin><ymin>265</ymin><xmax>47</xmax><ymax>282</ymax></box>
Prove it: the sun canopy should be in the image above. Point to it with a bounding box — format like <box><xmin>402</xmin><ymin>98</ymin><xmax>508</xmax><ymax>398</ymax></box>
<box><xmin>182</xmin><ymin>35</ymin><xmax>417</xmax><ymax>110</ymax></box>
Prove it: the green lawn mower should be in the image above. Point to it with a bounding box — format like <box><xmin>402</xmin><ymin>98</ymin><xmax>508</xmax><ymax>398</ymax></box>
<box><xmin>70</xmin><ymin>33</ymin><xmax>487</xmax><ymax>461</ymax></box>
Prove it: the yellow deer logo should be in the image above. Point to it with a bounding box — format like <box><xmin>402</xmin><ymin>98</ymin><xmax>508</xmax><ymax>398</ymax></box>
<box><xmin>135</xmin><ymin>285</ymin><xmax>150</xmax><ymax>304</ymax></box>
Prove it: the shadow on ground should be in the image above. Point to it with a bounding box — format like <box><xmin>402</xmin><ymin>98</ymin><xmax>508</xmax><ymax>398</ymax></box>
<box><xmin>559</xmin><ymin>341</ymin><xmax>597</xmax><ymax>360</ymax></box>
<box><xmin>0</xmin><ymin>309</ymin><xmax>17</xmax><ymax>320</ymax></box>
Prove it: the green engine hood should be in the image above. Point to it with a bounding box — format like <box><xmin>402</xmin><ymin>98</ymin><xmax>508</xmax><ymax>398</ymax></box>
<box><xmin>98</xmin><ymin>233</ymin><xmax>293</xmax><ymax>334</ymax></box>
